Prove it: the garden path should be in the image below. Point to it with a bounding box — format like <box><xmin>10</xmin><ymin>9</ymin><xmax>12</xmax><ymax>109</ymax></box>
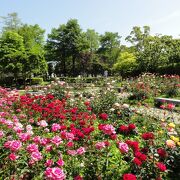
<box><xmin>130</xmin><ymin>106</ymin><xmax>180</xmax><ymax>124</ymax></box>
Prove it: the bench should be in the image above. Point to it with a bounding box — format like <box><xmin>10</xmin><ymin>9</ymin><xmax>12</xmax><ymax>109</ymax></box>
<box><xmin>155</xmin><ymin>97</ymin><xmax>180</xmax><ymax>105</ymax></box>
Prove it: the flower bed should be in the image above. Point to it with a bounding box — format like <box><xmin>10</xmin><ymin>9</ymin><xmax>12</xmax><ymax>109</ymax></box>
<box><xmin>0</xmin><ymin>83</ymin><xmax>179</xmax><ymax>180</ymax></box>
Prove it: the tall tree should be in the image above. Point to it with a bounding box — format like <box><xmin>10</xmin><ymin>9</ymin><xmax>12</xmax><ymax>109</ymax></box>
<box><xmin>98</xmin><ymin>32</ymin><xmax>121</xmax><ymax>70</ymax></box>
<box><xmin>85</xmin><ymin>29</ymin><xmax>99</xmax><ymax>53</ymax></box>
<box><xmin>17</xmin><ymin>24</ymin><xmax>47</xmax><ymax>79</ymax></box>
<box><xmin>46</xmin><ymin>19</ymin><xmax>86</xmax><ymax>76</ymax></box>
<box><xmin>126</xmin><ymin>26</ymin><xmax>150</xmax><ymax>52</ymax></box>
<box><xmin>0</xmin><ymin>12</ymin><xmax>22</xmax><ymax>32</ymax></box>
<box><xmin>18</xmin><ymin>24</ymin><xmax>45</xmax><ymax>49</ymax></box>
<box><xmin>0</xmin><ymin>31</ymin><xmax>25</xmax><ymax>80</ymax></box>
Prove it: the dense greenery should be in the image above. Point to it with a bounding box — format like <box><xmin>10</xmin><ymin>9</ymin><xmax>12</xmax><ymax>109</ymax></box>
<box><xmin>0</xmin><ymin>13</ymin><xmax>179</xmax><ymax>85</ymax></box>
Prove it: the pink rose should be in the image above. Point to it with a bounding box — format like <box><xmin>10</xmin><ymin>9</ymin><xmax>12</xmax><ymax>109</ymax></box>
<box><xmin>45</xmin><ymin>159</ymin><xmax>54</xmax><ymax>167</ymax></box>
<box><xmin>38</xmin><ymin>120</ymin><xmax>48</xmax><ymax>127</ymax></box>
<box><xmin>118</xmin><ymin>142</ymin><xmax>129</xmax><ymax>153</ymax></box>
<box><xmin>33</xmin><ymin>136</ymin><xmax>41</xmax><ymax>144</ymax></box>
<box><xmin>51</xmin><ymin>136</ymin><xmax>62</xmax><ymax>146</ymax></box>
<box><xmin>51</xmin><ymin>123</ymin><xmax>61</xmax><ymax>132</ymax></box>
<box><xmin>9</xmin><ymin>153</ymin><xmax>19</xmax><ymax>161</ymax></box>
<box><xmin>56</xmin><ymin>159</ymin><xmax>64</xmax><ymax>166</ymax></box>
<box><xmin>31</xmin><ymin>151</ymin><xmax>43</xmax><ymax>162</ymax></box>
<box><xmin>67</xmin><ymin>150</ymin><xmax>77</xmax><ymax>156</ymax></box>
<box><xmin>77</xmin><ymin>147</ymin><xmax>86</xmax><ymax>155</ymax></box>
<box><xmin>0</xmin><ymin>130</ymin><xmax>4</xmax><ymax>138</ymax></box>
<box><xmin>95</xmin><ymin>142</ymin><xmax>106</xmax><ymax>150</ymax></box>
<box><xmin>26</xmin><ymin>143</ymin><xmax>39</xmax><ymax>153</ymax></box>
<box><xmin>8</xmin><ymin>140</ymin><xmax>22</xmax><ymax>151</ymax></box>
<box><xmin>40</xmin><ymin>138</ymin><xmax>49</xmax><ymax>145</ymax></box>
<box><xmin>61</xmin><ymin>131</ymin><xmax>74</xmax><ymax>141</ymax></box>
<box><xmin>26</xmin><ymin>125</ymin><xmax>33</xmax><ymax>131</ymax></box>
<box><xmin>45</xmin><ymin>145</ymin><xmax>53</xmax><ymax>152</ymax></box>
<box><xmin>45</xmin><ymin>167</ymin><xmax>66</xmax><ymax>180</ymax></box>
<box><xmin>18</xmin><ymin>133</ymin><xmax>31</xmax><ymax>142</ymax></box>
<box><xmin>101</xmin><ymin>124</ymin><xmax>116</xmax><ymax>135</ymax></box>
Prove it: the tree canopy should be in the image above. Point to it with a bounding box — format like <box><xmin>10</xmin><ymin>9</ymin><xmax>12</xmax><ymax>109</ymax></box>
<box><xmin>0</xmin><ymin>12</ymin><xmax>179</xmax><ymax>81</ymax></box>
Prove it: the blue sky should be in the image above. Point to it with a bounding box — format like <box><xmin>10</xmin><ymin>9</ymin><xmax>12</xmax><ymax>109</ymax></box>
<box><xmin>1</xmin><ymin>0</ymin><xmax>180</xmax><ymax>44</ymax></box>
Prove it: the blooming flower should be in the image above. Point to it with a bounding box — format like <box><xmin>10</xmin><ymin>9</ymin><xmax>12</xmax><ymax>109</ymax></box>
<box><xmin>118</xmin><ymin>142</ymin><xmax>129</xmax><ymax>153</ymax></box>
<box><xmin>170</xmin><ymin>136</ymin><xmax>179</xmax><ymax>143</ymax></box>
<box><xmin>56</xmin><ymin>159</ymin><xmax>64</xmax><ymax>167</ymax></box>
<box><xmin>18</xmin><ymin>133</ymin><xmax>31</xmax><ymax>142</ymax></box>
<box><xmin>51</xmin><ymin>136</ymin><xmax>63</xmax><ymax>146</ymax></box>
<box><xmin>128</xmin><ymin>124</ymin><xmax>136</xmax><ymax>131</ymax></box>
<box><xmin>166</xmin><ymin>140</ymin><xmax>176</xmax><ymax>148</ymax></box>
<box><xmin>123</xmin><ymin>173</ymin><xmax>137</xmax><ymax>180</ymax></box>
<box><xmin>31</xmin><ymin>151</ymin><xmax>43</xmax><ymax>162</ymax></box>
<box><xmin>166</xmin><ymin>103</ymin><xmax>175</xmax><ymax>110</ymax></box>
<box><xmin>168</xmin><ymin>123</ymin><xmax>175</xmax><ymax>129</ymax></box>
<box><xmin>51</xmin><ymin>123</ymin><xmax>61</xmax><ymax>132</ymax></box>
<box><xmin>134</xmin><ymin>151</ymin><xmax>147</xmax><ymax>161</ymax></box>
<box><xmin>133</xmin><ymin>157</ymin><xmax>142</xmax><ymax>166</ymax></box>
<box><xmin>101</xmin><ymin>124</ymin><xmax>116</xmax><ymax>135</ymax></box>
<box><xmin>45</xmin><ymin>159</ymin><xmax>54</xmax><ymax>167</ymax></box>
<box><xmin>9</xmin><ymin>153</ymin><xmax>19</xmax><ymax>161</ymax></box>
<box><xmin>44</xmin><ymin>167</ymin><xmax>66</xmax><ymax>180</ymax></box>
<box><xmin>4</xmin><ymin>140</ymin><xmax>22</xmax><ymax>151</ymax></box>
<box><xmin>66</xmin><ymin>141</ymin><xmax>74</xmax><ymax>148</ymax></box>
<box><xmin>26</xmin><ymin>144</ymin><xmax>39</xmax><ymax>153</ymax></box>
<box><xmin>77</xmin><ymin>147</ymin><xmax>86</xmax><ymax>155</ymax></box>
<box><xmin>95</xmin><ymin>142</ymin><xmax>106</xmax><ymax>150</ymax></box>
<box><xmin>74</xmin><ymin>175</ymin><xmax>83</xmax><ymax>180</ymax></box>
<box><xmin>126</xmin><ymin>140</ymin><xmax>139</xmax><ymax>152</ymax></box>
<box><xmin>38</xmin><ymin>120</ymin><xmax>48</xmax><ymax>127</ymax></box>
<box><xmin>156</xmin><ymin>162</ymin><xmax>167</xmax><ymax>172</ymax></box>
<box><xmin>99</xmin><ymin>113</ymin><xmax>108</xmax><ymax>120</ymax></box>
<box><xmin>0</xmin><ymin>130</ymin><xmax>4</xmax><ymax>138</ymax></box>
<box><xmin>119</xmin><ymin>125</ymin><xmax>129</xmax><ymax>134</ymax></box>
<box><xmin>142</xmin><ymin>132</ymin><xmax>154</xmax><ymax>140</ymax></box>
<box><xmin>157</xmin><ymin>148</ymin><xmax>167</xmax><ymax>158</ymax></box>
<box><xmin>67</xmin><ymin>150</ymin><xmax>77</xmax><ymax>156</ymax></box>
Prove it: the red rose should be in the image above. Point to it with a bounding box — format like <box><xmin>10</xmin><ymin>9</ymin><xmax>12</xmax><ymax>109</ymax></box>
<box><xmin>142</xmin><ymin>132</ymin><xmax>154</xmax><ymax>140</ymax></box>
<box><xmin>110</xmin><ymin>134</ymin><xmax>117</xmax><ymax>140</ymax></box>
<box><xmin>119</xmin><ymin>125</ymin><xmax>129</xmax><ymax>133</ymax></box>
<box><xmin>123</xmin><ymin>173</ymin><xmax>137</xmax><ymax>180</ymax></box>
<box><xmin>128</xmin><ymin>124</ymin><xmax>136</xmax><ymax>131</ymax></box>
<box><xmin>133</xmin><ymin>157</ymin><xmax>142</xmax><ymax>166</ymax></box>
<box><xmin>84</xmin><ymin>101</ymin><xmax>90</xmax><ymax>106</ymax></box>
<box><xmin>126</xmin><ymin>140</ymin><xmax>139</xmax><ymax>152</ymax></box>
<box><xmin>156</xmin><ymin>162</ymin><xmax>167</xmax><ymax>172</ymax></box>
<box><xmin>99</xmin><ymin>113</ymin><xmax>108</xmax><ymax>120</ymax></box>
<box><xmin>104</xmin><ymin>141</ymin><xmax>110</xmax><ymax>147</ymax></box>
<box><xmin>74</xmin><ymin>175</ymin><xmax>83</xmax><ymax>180</ymax></box>
<box><xmin>157</xmin><ymin>148</ymin><xmax>167</xmax><ymax>158</ymax></box>
<box><xmin>134</xmin><ymin>151</ymin><xmax>147</xmax><ymax>162</ymax></box>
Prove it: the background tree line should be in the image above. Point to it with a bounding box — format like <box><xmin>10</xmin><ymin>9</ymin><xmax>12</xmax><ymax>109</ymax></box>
<box><xmin>0</xmin><ymin>12</ymin><xmax>179</xmax><ymax>85</ymax></box>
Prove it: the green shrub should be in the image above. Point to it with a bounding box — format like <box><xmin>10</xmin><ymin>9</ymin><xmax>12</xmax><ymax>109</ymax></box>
<box><xmin>31</xmin><ymin>77</ymin><xmax>43</xmax><ymax>85</ymax></box>
<box><xmin>165</xmin><ymin>87</ymin><xmax>179</xmax><ymax>98</ymax></box>
<box><xmin>91</xmin><ymin>89</ymin><xmax>117</xmax><ymax>113</ymax></box>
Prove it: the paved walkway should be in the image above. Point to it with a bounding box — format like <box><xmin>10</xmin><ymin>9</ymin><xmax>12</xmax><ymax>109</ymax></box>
<box><xmin>130</xmin><ymin>106</ymin><xmax>180</xmax><ymax>124</ymax></box>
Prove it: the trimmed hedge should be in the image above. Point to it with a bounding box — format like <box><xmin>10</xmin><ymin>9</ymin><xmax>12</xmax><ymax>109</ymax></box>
<box><xmin>31</xmin><ymin>77</ymin><xmax>43</xmax><ymax>85</ymax></box>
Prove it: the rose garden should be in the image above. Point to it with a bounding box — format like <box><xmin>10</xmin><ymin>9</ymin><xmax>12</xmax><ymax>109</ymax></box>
<box><xmin>0</xmin><ymin>11</ymin><xmax>180</xmax><ymax>180</ymax></box>
<box><xmin>0</xmin><ymin>74</ymin><xmax>179</xmax><ymax>180</ymax></box>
